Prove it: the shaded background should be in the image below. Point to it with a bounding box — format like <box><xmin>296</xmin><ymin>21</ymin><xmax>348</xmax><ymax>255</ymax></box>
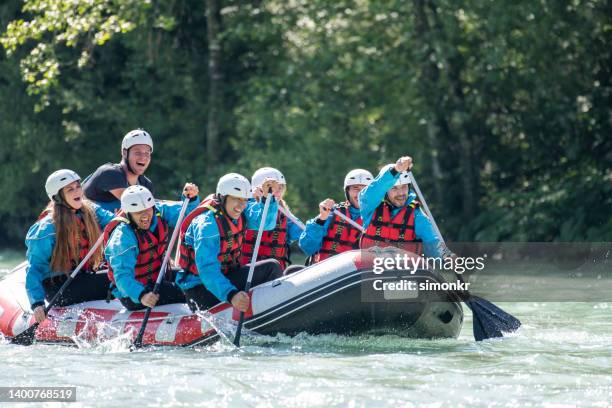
<box><xmin>1</xmin><ymin>0</ymin><xmax>611</xmax><ymax>248</ymax></box>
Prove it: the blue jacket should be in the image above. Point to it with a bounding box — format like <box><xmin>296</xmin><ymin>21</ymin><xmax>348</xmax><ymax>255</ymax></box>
<box><xmin>299</xmin><ymin>204</ymin><xmax>361</xmax><ymax>256</ymax></box>
<box><xmin>358</xmin><ymin>168</ymin><xmax>443</xmax><ymax>258</ymax></box>
<box><xmin>104</xmin><ymin>197</ymin><xmax>200</xmax><ymax>303</ymax></box>
<box><xmin>25</xmin><ymin>203</ymin><xmax>115</xmax><ymax>308</ymax></box>
<box><xmin>176</xmin><ymin>198</ymin><xmax>279</xmax><ymax>304</ymax></box>
<box><xmin>95</xmin><ymin>200</ymin><xmax>120</xmax><ymax>213</ymax></box>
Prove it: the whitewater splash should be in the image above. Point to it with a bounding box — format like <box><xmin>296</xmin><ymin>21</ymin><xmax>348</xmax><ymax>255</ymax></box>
<box><xmin>196</xmin><ymin>310</ymin><xmax>239</xmax><ymax>351</ymax></box>
<box><xmin>71</xmin><ymin>318</ymin><xmax>136</xmax><ymax>352</ymax></box>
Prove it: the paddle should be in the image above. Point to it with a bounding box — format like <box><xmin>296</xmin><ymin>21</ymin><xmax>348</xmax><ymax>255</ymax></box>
<box><xmin>277</xmin><ymin>206</ymin><xmax>305</xmax><ymax>230</ymax></box>
<box><xmin>332</xmin><ymin>208</ymin><xmax>365</xmax><ymax>232</ymax></box>
<box><xmin>288</xmin><ymin>204</ymin><xmax>364</xmax><ymax>265</ymax></box>
<box><xmin>132</xmin><ymin>197</ymin><xmax>191</xmax><ymax>349</ymax></box>
<box><xmin>407</xmin><ymin>172</ymin><xmax>521</xmax><ymax>341</ymax></box>
<box><xmin>279</xmin><ymin>201</ymin><xmax>364</xmax><ymax>233</ymax></box>
<box><xmin>11</xmin><ymin>234</ymin><xmax>105</xmax><ymax>346</ymax></box>
<box><xmin>233</xmin><ymin>188</ymin><xmax>273</xmax><ymax>347</ymax></box>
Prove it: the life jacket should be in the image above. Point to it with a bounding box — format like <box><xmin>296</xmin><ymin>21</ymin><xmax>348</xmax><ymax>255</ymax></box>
<box><xmin>313</xmin><ymin>202</ymin><xmax>363</xmax><ymax>263</ymax></box>
<box><xmin>178</xmin><ymin>195</ymin><xmax>246</xmax><ymax>276</ymax></box>
<box><xmin>38</xmin><ymin>207</ymin><xmax>94</xmax><ymax>271</ymax></box>
<box><xmin>103</xmin><ymin>210</ymin><xmax>169</xmax><ymax>286</ymax></box>
<box><xmin>241</xmin><ymin>210</ymin><xmax>290</xmax><ymax>269</ymax></box>
<box><xmin>360</xmin><ymin>200</ymin><xmax>423</xmax><ymax>254</ymax></box>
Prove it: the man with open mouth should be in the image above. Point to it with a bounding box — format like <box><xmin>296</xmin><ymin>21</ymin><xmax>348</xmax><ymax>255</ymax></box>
<box><xmin>176</xmin><ymin>173</ymin><xmax>283</xmax><ymax>313</ymax></box>
<box><xmin>359</xmin><ymin>156</ymin><xmax>449</xmax><ymax>258</ymax></box>
<box><xmin>82</xmin><ymin>129</ymin><xmax>155</xmax><ymax>212</ymax></box>
<box><xmin>104</xmin><ymin>184</ymin><xmax>200</xmax><ymax>310</ymax></box>
<box><xmin>299</xmin><ymin>168</ymin><xmax>374</xmax><ymax>265</ymax></box>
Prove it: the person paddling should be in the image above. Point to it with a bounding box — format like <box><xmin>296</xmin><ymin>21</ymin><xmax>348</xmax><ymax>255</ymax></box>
<box><xmin>359</xmin><ymin>156</ymin><xmax>451</xmax><ymax>258</ymax></box>
<box><xmin>176</xmin><ymin>173</ymin><xmax>283</xmax><ymax>313</ymax></box>
<box><xmin>104</xmin><ymin>184</ymin><xmax>199</xmax><ymax>310</ymax></box>
<box><xmin>240</xmin><ymin>167</ymin><xmax>304</xmax><ymax>272</ymax></box>
<box><xmin>299</xmin><ymin>169</ymin><xmax>373</xmax><ymax>263</ymax></box>
<box><xmin>83</xmin><ymin>129</ymin><xmax>154</xmax><ymax>212</ymax></box>
<box><xmin>26</xmin><ymin>169</ymin><xmax>116</xmax><ymax>324</ymax></box>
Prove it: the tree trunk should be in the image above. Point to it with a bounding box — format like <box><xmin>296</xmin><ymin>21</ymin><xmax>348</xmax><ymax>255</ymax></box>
<box><xmin>424</xmin><ymin>0</ymin><xmax>478</xmax><ymax>219</ymax></box>
<box><xmin>413</xmin><ymin>0</ymin><xmax>447</xmax><ymax>210</ymax></box>
<box><xmin>427</xmin><ymin>120</ymin><xmax>444</xmax><ymax>205</ymax></box>
<box><xmin>206</xmin><ymin>0</ymin><xmax>221</xmax><ymax>171</ymax></box>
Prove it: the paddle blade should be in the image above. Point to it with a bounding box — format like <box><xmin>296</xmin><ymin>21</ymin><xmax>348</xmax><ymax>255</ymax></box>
<box><xmin>233</xmin><ymin>312</ymin><xmax>245</xmax><ymax>347</ymax></box>
<box><xmin>465</xmin><ymin>297</ymin><xmax>521</xmax><ymax>341</ymax></box>
<box><xmin>10</xmin><ymin>323</ymin><xmax>39</xmax><ymax>346</ymax></box>
<box><xmin>131</xmin><ymin>307</ymin><xmax>153</xmax><ymax>351</ymax></box>
<box><xmin>471</xmin><ymin>296</ymin><xmax>522</xmax><ymax>332</ymax></box>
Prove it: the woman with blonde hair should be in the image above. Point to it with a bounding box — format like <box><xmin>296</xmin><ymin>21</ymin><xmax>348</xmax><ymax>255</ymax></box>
<box><xmin>240</xmin><ymin>167</ymin><xmax>304</xmax><ymax>272</ymax></box>
<box><xmin>25</xmin><ymin>169</ymin><xmax>115</xmax><ymax>324</ymax></box>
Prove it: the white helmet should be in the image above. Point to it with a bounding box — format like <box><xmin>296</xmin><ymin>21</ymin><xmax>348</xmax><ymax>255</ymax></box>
<box><xmin>343</xmin><ymin>169</ymin><xmax>373</xmax><ymax>189</ymax></box>
<box><xmin>121</xmin><ymin>185</ymin><xmax>155</xmax><ymax>213</ymax></box>
<box><xmin>251</xmin><ymin>167</ymin><xmax>286</xmax><ymax>188</ymax></box>
<box><xmin>217</xmin><ymin>173</ymin><xmax>252</xmax><ymax>199</ymax></box>
<box><xmin>121</xmin><ymin>129</ymin><xmax>153</xmax><ymax>153</ymax></box>
<box><xmin>45</xmin><ymin>169</ymin><xmax>81</xmax><ymax>200</ymax></box>
<box><xmin>380</xmin><ymin>164</ymin><xmax>410</xmax><ymax>187</ymax></box>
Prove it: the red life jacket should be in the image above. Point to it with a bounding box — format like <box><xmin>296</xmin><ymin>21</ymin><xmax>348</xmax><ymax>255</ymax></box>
<box><xmin>313</xmin><ymin>202</ymin><xmax>363</xmax><ymax>263</ymax></box>
<box><xmin>241</xmin><ymin>211</ymin><xmax>290</xmax><ymax>269</ymax></box>
<box><xmin>360</xmin><ymin>200</ymin><xmax>422</xmax><ymax>254</ymax></box>
<box><xmin>103</xmin><ymin>210</ymin><xmax>169</xmax><ymax>286</ymax></box>
<box><xmin>178</xmin><ymin>195</ymin><xmax>246</xmax><ymax>276</ymax></box>
<box><xmin>38</xmin><ymin>207</ymin><xmax>94</xmax><ymax>271</ymax></box>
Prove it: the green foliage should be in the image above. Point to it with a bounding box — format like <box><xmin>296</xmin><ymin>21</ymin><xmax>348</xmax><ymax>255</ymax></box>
<box><xmin>0</xmin><ymin>0</ymin><xmax>610</xmax><ymax>247</ymax></box>
<box><xmin>1</xmin><ymin>0</ymin><xmax>151</xmax><ymax>110</ymax></box>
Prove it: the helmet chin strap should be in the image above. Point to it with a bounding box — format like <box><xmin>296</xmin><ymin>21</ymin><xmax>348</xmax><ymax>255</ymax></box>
<box><xmin>347</xmin><ymin>187</ymin><xmax>365</xmax><ymax>209</ymax></box>
<box><xmin>53</xmin><ymin>194</ymin><xmax>78</xmax><ymax>212</ymax></box>
<box><xmin>127</xmin><ymin>212</ymin><xmax>146</xmax><ymax>230</ymax></box>
<box><xmin>122</xmin><ymin>148</ymin><xmax>136</xmax><ymax>175</ymax></box>
<box><xmin>217</xmin><ymin>194</ymin><xmax>228</xmax><ymax>212</ymax></box>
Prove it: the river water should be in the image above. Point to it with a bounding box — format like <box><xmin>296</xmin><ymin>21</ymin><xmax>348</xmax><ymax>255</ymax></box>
<box><xmin>1</xmin><ymin>251</ymin><xmax>610</xmax><ymax>407</ymax></box>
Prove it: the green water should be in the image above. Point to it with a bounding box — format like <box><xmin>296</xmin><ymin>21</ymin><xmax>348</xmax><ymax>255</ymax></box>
<box><xmin>1</xmin><ymin>252</ymin><xmax>611</xmax><ymax>407</ymax></box>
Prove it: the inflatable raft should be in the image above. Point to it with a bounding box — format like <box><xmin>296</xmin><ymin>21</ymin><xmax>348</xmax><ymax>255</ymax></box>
<box><xmin>0</xmin><ymin>249</ymin><xmax>464</xmax><ymax>347</ymax></box>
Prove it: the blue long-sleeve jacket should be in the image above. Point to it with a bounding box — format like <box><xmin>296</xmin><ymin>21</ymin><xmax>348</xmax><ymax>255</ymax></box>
<box><xmin>298</xmin><ymin>204</ymin><xmax>362</xmax><ymax>256</ymax></box>
<box><xmin>94</xmin><ymin>200</ymin><xmax>120</xmax><ymax>213</ymax></box>
<box><xmin>25</xmin><ymin>203</ymin><xmax>115</xmax><ymax>308</ymax></box>
<box><xmin>105</xmin><ymin>197</ymin><xmax>200</xmax><ymax>303</ymax></box>
<box><xmin>358</xmin><ymin>168</ymin><xmax>443</xmax><ymax>258</ymax></box>
<box><xmin>176</xmin><ymin>198</ymin><xmax>279</xmax><ymax>304</ymax></box>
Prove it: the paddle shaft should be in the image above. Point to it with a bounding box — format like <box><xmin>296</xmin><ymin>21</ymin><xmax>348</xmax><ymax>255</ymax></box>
<box><xmin>173</xmin><ymin>235</ymin><xmax>181</xmax><ymax>266</ymax></box>
<box><xmin>133</xmin><ymin>197</ymin><xmax>191</xmax><ymax>348</ymax></box>
<box><xmin>11</xmin><ymin>233</ymin><xmax>105</xmax><ymax>345</ymax></box>
<box><xmin>278</xmin><ymin>201</ymin><xmax>362</xmax><ymax>233</ymax></box>
<box><xmin>332</xmin><ymin>208</ymin><xmax>364</xmax><ymax>233</ymax></box>
<box><xmin>408</xmin><ymin>171</ymin><xmax>521</xmax><ymax>340</ymax></box>
<box><xmin>278</xmin><ymin>206</ymin><xmax>305</xmax><ymax>230</ymax></box>
<box><xmin>406</xmin><ymin>172</ymin><xmax>444</xmax><ymax>244</ymax></box>
<box><xmin>234</xmin><ymin>189</ymin><xmax>273</xmax><ymax>347</ymax></box>
<box><xmin>408</xmin><ymin>172</ymin><xmax>469</xmax><ymax>282</ymax></box>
